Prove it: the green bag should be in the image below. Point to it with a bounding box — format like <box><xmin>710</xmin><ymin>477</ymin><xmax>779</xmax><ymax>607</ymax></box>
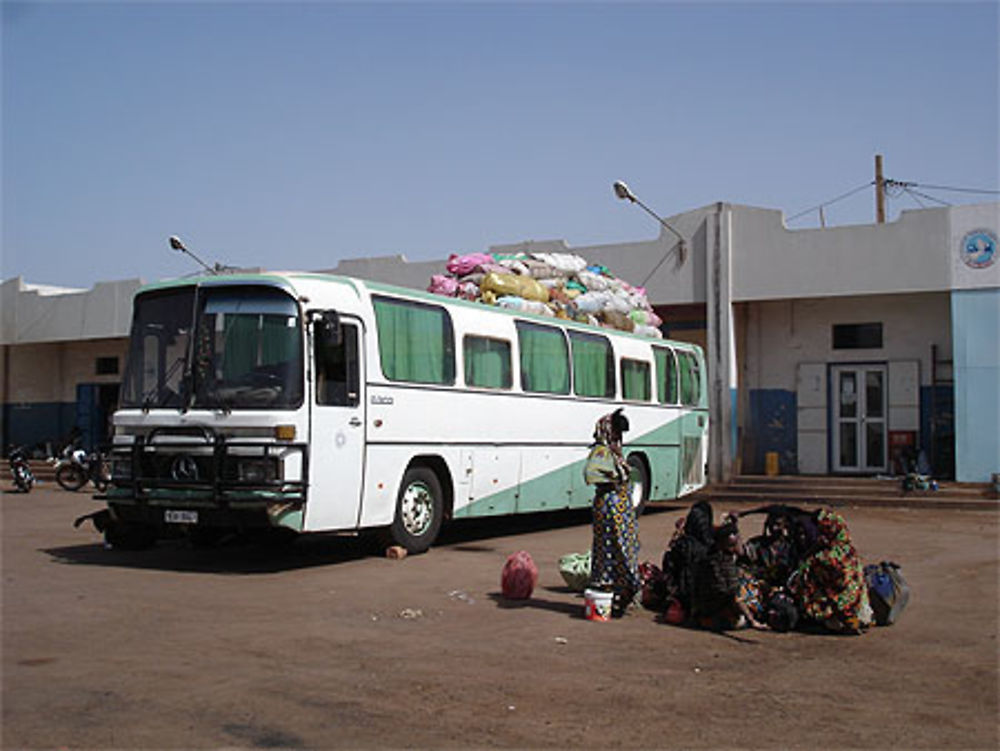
<box><xmin>558</xmin><ymin>551</ymin><xmax>591</xmax><ymax>592</ymax></box>
<box><xmin>584</xmin><ymin>444</ymin><xmax>619</xmax><ymax>485</ymax></box>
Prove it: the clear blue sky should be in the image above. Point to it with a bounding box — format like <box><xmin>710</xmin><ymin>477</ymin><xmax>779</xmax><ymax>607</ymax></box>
<box><xmin>3</xmin><ymin>1</ymin><xmax>998</xmax><ymax>288</ymax></box>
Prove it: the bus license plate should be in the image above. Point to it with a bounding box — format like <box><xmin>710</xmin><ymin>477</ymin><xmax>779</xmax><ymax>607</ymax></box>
<box><xmin>165</xmin><ymin>509</ymin><xmax>198</xmax><ymax>524</ymax></box>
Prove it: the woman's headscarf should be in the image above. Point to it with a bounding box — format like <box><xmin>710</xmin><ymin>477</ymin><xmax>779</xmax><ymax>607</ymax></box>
<box><xmin>593</xmin><ymin>409</ymin><xmax>630</xmax><ymax>482</ymax></box>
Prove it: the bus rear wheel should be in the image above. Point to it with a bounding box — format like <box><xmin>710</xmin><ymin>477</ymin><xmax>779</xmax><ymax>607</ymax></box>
<box><xmin>385</xmin><ymin>466</ymin><xmax>443</xmax><ymax>555</ymax></box>
<box><xmin>627</xmin><ymin>454</ymin><xmax>650</xmax><ymax>516</ymax></box>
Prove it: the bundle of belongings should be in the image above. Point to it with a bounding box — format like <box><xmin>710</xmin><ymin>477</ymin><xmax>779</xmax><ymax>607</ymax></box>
<box><xmin>640</xmin><ymin>501</ymin><xmax>910</xmax><ymax>633</ymax></box>
<box><xmin>427</xmin><ymin>251</ymin><xmax>664</xmax><ymax>338</ymax></box>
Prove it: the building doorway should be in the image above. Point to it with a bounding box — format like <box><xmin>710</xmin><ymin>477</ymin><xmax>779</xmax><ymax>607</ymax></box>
<box><xmin>831</xmin><ymin>364</ymin><xmax>887</xmax><ymax>473</ymax></box>
<box><xmin>76</xmin><ymin>383</ymin><xmax>120</xmax><ymax>450</ymax></box>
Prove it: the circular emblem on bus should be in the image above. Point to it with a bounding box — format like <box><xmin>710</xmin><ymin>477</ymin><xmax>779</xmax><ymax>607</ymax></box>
<box><xmin>960</xmin><ymin>229</ymin><xmax>997</xmax><ymax>269</ymax></box>
<box><xmin>170</xmin><ymin>455</ymin><xmax>200</xmax><ymax>481</ymax></box>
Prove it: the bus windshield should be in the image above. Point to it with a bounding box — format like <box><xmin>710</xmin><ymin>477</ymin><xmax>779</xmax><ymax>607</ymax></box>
<box><xmin>120</xmin><ymin>285</ymin><xmax>304</xmax><ymax>411</ymax></box>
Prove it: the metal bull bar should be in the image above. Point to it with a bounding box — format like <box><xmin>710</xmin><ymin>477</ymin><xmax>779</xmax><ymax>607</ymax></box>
<box><xmin>109</xmin><ymin>425</ymin><xmax>308</xmax><ymax>507</ymax></box>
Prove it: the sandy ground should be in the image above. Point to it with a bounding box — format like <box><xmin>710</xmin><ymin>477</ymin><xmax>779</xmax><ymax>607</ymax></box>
<box><xmin>2</xmin><ymin>485</ymin><xmax>997</xmax><ymax>750</ymax></box>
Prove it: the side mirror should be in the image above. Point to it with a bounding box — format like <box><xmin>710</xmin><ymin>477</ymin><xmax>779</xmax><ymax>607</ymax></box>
<box><xmin>313</xmin><ymin>310</ymin><xmax>342</xmax><ymax>348</ymax></box>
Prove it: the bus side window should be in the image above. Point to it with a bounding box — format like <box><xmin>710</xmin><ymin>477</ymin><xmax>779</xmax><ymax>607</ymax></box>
<box><xmin>569</xmin><ymin>330</ymin><xmax>614</xmax><ymax>398</ymax></box>
<box><xmin>621</xmin><ymin>358</ymin><xmax>651</xmax><ymax>401</ymax></box>
<box><xmin>654</xmin><ymin>346</ymin><xmax>679</xmax><ymax>404</ymax></box>
<box><xmin>516</xmin><ymin>321</ymin><xmax>570</xmax><ymax>395</ymax></box>
<box><xmin>464</xmin><ymin>335</ymin><xmax>512</xmax><ymax>389</ymax></box>
<box><xmin>678</xmin><ymin>350</ymin><xmax>701</xmax><ymax>406</ymax></box>
<box><xmin>315</xmin><ymin>323</ymin><xmax>359</xmax><ymax>407</ymax></box>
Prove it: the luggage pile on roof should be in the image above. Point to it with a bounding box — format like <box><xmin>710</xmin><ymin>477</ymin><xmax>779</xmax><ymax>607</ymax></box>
<box><xmin>427</xmin><ymin>251</ymin><xmax>663</xmax><ymax>338</ymax></box>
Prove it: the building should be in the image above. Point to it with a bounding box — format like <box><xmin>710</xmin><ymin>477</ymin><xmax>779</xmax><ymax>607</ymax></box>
<box><xmin>2</xmin><ymin>201</ymin><xmax>997</xmax><ymax>483</ymax></box>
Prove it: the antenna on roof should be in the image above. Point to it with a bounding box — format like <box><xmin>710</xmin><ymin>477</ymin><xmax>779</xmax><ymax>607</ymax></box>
<box><xmin>168</xmin><ymin>235</ymin><xmax>220</xmax><ymax>275</ymax></box>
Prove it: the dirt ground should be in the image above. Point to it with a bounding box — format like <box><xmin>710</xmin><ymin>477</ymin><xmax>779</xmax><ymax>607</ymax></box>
<box><xmin>2</xmin><ymin>486</ymin><xmax>997</xmax><ymax>750</ymax></box>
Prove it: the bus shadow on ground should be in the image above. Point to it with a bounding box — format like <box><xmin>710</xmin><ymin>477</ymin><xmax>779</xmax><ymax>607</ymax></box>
<box><xmin>43</xmin><ymin>504</ymin><xmax>681</xmax><ymax>575</ymax></box>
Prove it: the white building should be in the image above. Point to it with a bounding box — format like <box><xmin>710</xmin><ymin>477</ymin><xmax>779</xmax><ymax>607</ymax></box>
<box><xmin>2</xmin><ymin>201</ymin><xmax>997</xmax><ymax>483</ymax></box>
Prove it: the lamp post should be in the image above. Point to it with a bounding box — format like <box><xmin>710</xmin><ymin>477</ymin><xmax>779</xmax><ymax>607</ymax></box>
<box><xmin>612</xmin><ymin>180</ymin><xmax>687</xmax><ymax>264</ymax></box>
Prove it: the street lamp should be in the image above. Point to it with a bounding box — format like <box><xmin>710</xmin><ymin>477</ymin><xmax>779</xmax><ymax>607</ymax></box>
<box><xmin>612</xmin><ymin>180</ymin><xmax>687</xmax><ymax>265</ymax></box>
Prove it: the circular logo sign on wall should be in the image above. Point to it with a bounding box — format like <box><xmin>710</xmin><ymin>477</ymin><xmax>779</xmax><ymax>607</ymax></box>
<box><xmin>960</xmin><ymin>228</ymin><xmax>997</xmax><ymax>269</ymax></box>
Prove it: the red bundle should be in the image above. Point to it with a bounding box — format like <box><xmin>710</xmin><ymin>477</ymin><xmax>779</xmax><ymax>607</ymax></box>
<box><xmin>501</xmin><ymin>550</ymin><xmax>539</xmax><ymax>600</ymax></box>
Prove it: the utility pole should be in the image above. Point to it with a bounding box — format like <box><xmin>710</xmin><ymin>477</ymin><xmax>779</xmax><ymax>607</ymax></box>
<box><xmin>875</xmin><ymin>153</ymin><xmax>886</xmax><ymax>224</ymax></box>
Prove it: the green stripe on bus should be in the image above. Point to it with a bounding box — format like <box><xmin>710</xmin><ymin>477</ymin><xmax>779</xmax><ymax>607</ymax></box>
<box><xmin>453</xmin><ymin>414</ymin><xmax>699</xmax><ymax>518</ymax></box>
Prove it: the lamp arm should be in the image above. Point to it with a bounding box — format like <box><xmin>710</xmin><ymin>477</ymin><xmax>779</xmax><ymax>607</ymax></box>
<box><xmin>632</xmin><ymin>196</ymin><xmax>685</xmax><ymax>245</ymax></box>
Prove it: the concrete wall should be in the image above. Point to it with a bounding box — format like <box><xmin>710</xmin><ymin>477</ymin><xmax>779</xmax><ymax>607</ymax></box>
<box><xmin>1</xmin><ymin>338</ymin><xmax>127</xmax><ymax>452</ymax></box>
<box><xmin>732</xmin><ymin>206</ymin><xmax>953</xmax><ymax>300</ymax></box>
<box><xmin>1</xmin><ymin>277</ymin><xmax>140</xmax><ymax>345</ymax></box>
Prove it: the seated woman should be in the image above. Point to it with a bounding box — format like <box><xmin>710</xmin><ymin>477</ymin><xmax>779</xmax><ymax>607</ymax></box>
<box><xmin>787</xmin><ymin>509</ymin><xmax>872</xmax><ymax>633</ymax></box>
<box><xmin>691</xmin><ymin>521</ymin><xmax>766</xmax><ymax>631</ymax></box>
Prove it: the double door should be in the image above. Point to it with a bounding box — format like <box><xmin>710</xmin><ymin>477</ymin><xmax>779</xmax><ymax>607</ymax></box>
<box><xmin>832</xmin><ymin>364</ymin><xmax>887</xmax><ymax>473</ymax></box>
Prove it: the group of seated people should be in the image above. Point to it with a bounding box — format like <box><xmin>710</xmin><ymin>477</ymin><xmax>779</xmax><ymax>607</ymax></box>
<box><xmin>643</xmin><ymin>500</ymin><xmax>873</xmax><ymax>634</ymax></box>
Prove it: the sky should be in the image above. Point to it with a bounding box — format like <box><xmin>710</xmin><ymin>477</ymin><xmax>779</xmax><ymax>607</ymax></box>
<box><xmin>2</xmin><ymin>0</ymin><xmax>998</xmax><ymax>289</ymax></box>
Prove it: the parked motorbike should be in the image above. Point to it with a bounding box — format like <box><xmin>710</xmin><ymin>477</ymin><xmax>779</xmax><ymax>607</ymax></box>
<box><xmin>55</xmin><ymin>448</ymin><xmax>110</xmax><ymax>492</ymax></box>
<box><xmin>8</xmin><ymin>446</ymin><xmax>35</xmax><ymax>493</ymax></box>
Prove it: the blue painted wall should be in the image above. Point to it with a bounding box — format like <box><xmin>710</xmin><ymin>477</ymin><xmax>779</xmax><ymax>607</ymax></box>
<box><xmin>3</xmin><ymin>402</ymin><xmax>77</xmax><ymax>456</ymax></box>
<box><xmin>951</xmin><ymin>288</ymin><xmax>1000</xmax><ymax>483</ymax></box>
<box><xmin>747</xmin><ymin>389</ymin><xmax>797</xmax><ymax>474</ymax></box>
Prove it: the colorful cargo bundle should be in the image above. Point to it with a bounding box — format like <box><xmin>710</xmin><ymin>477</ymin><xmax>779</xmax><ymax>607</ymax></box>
<box><xmin>427</xmin><ymin>251</ymin><xmax>664</xmax><ymax>338</ymax></box>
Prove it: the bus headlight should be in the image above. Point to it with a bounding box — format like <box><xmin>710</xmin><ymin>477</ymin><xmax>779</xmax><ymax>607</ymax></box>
<box><xmin>237</xmin><ymin>458</ymin><xmax>278</xmax><ymax>484</ymax></box>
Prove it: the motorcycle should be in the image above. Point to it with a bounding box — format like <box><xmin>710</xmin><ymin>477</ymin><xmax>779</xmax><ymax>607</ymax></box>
<box><xmin>55</xmin><ymin>447</ymin><xmax>110</xmax><ymax>492</ymax></box>
<box><xmin>8</xmin><ymin>446</ymin><xmax>35</xmax><ymax>493</ymax></box>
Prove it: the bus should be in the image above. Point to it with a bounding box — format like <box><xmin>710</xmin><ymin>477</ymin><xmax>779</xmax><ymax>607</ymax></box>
<box><xmin>99</xmin><ymin>271</ymin><xmax>709</xmax><ymax>552</ymax></box>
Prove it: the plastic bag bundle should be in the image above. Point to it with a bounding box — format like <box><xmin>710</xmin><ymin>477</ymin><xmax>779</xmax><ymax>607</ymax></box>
<box><xmin>457</xmin><ymin>281</ymin><xmax>480</xmax><ymax>301</ymax></box>
<box><xmin>531</xmin><ymin>252</ymin><xmax>588</xmax><ymax>275</ymax></box>
<box><xmin>629</xmin><ymin>309</ymin><xmax>663</xmax><ymax>328</ymax></box>
<box><xmin>599</xmin><ymin>310</ymin><xmax>635</xmax><ymax>333</ymax></box>
<box><xmin>501</xmin><ymin>550</ymin><xmax>539</xmax><ymax>600</ymax></box>
<box><xmin>864</xmin><ymin>561</ymin><xmax>911</xmax><ymax>626</ymax></box>
<box><xmin>496</xmin><ymin>257</ymin><xmax>529</xmax><ymax>276</ymax></box>
<box><xmin>481</xmin><ymin>272</ymin><xmax>550</xmax><ymax>303</ymax></box>
<box><xmin>632</xmin><ymin>324</ymin><xmax>663</xmax><ymax>339</ymax></box>
<box><xmin>496</xmin><ymin>296</ymin><xmax>554</xmax><ymax>316</ymax></box>
<box><xmin>558</xmin><ymin>551</ymin><xmax>591</xmax><ymax>592</ymax></box>
<box><xmin>427</xmin><ymin>250</ymin><xmax>665</xmax><ymax>338</ymax></box>
<box><xmin>577</xmin><ymin>270</ymin><xmax>611</xmax><ymax>291</ymax></box>
<box><xmin>427</xmin><ymin>274</ymin><xmax>459</xmax><ymax>297</ymax></box>
<box><xmin>573</xmin><ymin>290</ymin><xmax>611</xmax><ymax>314</ymax></box>
<box><xmin>522</xmin><ymin>259</ymin><xmax>557</xmax><ymax>279</ymax></box>
<box><xmin>446</xmin><ymin>252</ymin><xmax>494</xmax><ymax>276</ymax></box>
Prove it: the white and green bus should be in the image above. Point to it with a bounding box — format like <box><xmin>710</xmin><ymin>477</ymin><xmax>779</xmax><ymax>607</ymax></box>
<box><xmin>101</xmin><ymin>272</ymin><xmax>708</xmax><ymax>552</ymax></box>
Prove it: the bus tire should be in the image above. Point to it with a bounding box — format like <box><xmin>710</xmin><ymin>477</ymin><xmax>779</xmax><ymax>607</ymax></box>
<box><xmin>626</xmin><ymin>454</ymin><xmax>650</xmax><ymax>516</ymax></box>
<box><xmin>386</xmin><ymin>466</ymin><xmax>444</xmax><ymax>555</ymax></box>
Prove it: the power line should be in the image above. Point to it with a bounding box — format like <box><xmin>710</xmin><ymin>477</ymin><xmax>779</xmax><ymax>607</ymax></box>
<box><xmin>787</xmin><ymin>176</ymin><xmax>998</xmax><ymax>225</ymax></box>
<box><xmin>786</xmin><ymin>181</ymin><xmax>874</xmax><ymax>222</ymax></box>
<box><xmin>905</xmin><ymin>187</ymin><xmax>951</xmax><ymax>207</ymax></box>
<box><xmin>910</xmin><ymin>183</ymin><xmax>1000</xmax><ymax>195</ymax></box>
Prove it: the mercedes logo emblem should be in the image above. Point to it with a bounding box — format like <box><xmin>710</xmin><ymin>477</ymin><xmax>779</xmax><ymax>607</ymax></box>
<box><xmin>170</xmin><ymin>455</ymin><xmax>199</xmax><ymax>481</ymax></box>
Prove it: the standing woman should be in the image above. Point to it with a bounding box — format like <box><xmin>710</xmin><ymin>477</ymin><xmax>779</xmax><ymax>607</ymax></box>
<box><xmin>587</xmin><ymin>408</ymin><xmax>640</xmax><ymax>617</ymax></box>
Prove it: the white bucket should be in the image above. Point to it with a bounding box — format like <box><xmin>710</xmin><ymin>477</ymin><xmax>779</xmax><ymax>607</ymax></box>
<box><xmin>583</xmin><ymin>588</ymin><xmax>613</xmax><ymax>621</ymax></box>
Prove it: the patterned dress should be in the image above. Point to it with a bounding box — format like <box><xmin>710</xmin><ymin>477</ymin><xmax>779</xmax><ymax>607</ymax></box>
<box><xmin>590</xmin><ymin>484</ymin><xmax>640</xmax><ymax>607</ymax></box>
<box><xmin>789</xmin><ymin>509</ymin><xmax>872</xmax><ymax>632</ymax></box>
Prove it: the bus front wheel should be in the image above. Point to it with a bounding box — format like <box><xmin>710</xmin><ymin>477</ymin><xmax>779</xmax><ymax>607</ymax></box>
<box><xmin>386</xmin><ymin>467</ymin><xmax>444</xmax><ymax>555</ymax></box>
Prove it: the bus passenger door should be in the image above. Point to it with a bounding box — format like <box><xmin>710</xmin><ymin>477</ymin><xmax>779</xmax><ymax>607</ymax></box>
<box><xmin>305</xmin><ymin>319</ymin><xmax>366</xmax><ymax>532</ymax></box>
